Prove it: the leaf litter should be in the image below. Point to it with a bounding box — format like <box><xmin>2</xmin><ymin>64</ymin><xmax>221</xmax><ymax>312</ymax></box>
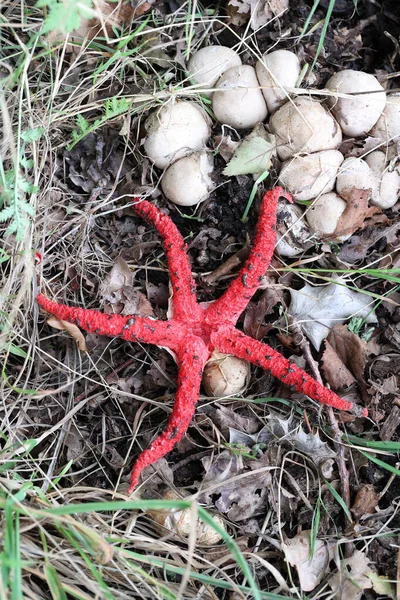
<box><xmin>4</xmin><ymin>0</ymin><xmax>400</xmax><ymax>596</ymax></box>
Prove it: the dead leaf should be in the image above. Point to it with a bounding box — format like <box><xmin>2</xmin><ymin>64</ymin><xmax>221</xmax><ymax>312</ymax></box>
<box><xmin>321</xmin><ymin>325</ymin><xmax>368</xmax><ymax>391</ymax></box>
<box><xmin>214</xmin><ymin>134</ymin><xmax>240</xmax><ymax>162</ymax></box>
<box><xmin>199</xmin><ymin>451</ymin><xmax>272</xmax><ymax>521</ymax></box>
<box><xmin>243</xmin><ymin>284</ymin><xmax>283</xmax><ymax>340</ymax></box>
<box><xmin>227</xmin><ymin>0</ymin><xmax>288</xmax><ymax>29</ymax></box>
<box><xmin>332</xmin><ymin>188</ymin><xmax>389</xmax><ymax>240</ymax></box>
<box><xmin>282</xmin><ymin>530</ymin><xmax>334</xmax><ymax>592</ymax></box>
<box><xmin>328</xmin><ymin>550</ymin><xmax>373</xmax><ymax>600</ymax></box>
<box><xmin>289</xmin><ymin>280</ymin><xmax>377</xmax><ymax>350</ymax></box>
<box><xmin>321</xmin><ymin>341</ymin><xmax>356</xmax><ymax>390</ymax></box>
<box><xmin>100</xmin><ymin>256</ymin><xmax>154</xmax><ymax>317</ymax></box>
<box><xmin>223</xmin><ymin>124</ymin><xmax>275</xmax><ymax>176</ymax></box>
<box><xmin>47</xmin><ymin>316</ymin><xmax>88</xmax><ymax>352</ymax></box>
<box><xmin>351</xmin><ymin>484</ymin><xmax>379</xmax><ymax>519</ymax></box>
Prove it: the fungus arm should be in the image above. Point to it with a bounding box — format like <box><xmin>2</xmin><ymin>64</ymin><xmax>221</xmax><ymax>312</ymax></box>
<box><xmin>212</xmin><ymin>326</ymin><xmax>368</xmax><ymax>417</ymax></box>
<box><xmin>205</xmin><ymin>187</ymin><xmax>292</xmax><ymax>326</ymax></box>
<box><xmin>132</xmin><ymin>198</ymin><xmax>202</xmax><ymax>322</ymax></box>
<box><xmin>128</xmin><ymin>336</ymin><xmax>209</xmax><ymax>492</ymax></box>
<box><xmin>37</xmin><ymin>294</ymin><xmax>180</xmax><ymax>350</ymax></box>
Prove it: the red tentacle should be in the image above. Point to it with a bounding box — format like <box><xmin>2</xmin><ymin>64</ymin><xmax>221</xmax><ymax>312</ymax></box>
<box><xmin>37</xmin><ymin>294</ymin><xmax>182</xmax><ymax>351</ymax></box>
<box><xmin>212</xmin><ymin>326</ymin><xmax>368</xmax><ymax>417</ymax></box>
<box><xmin>128</xmin><ymin>336</ymin><xmax>209</xmax><ymax>492</ymax></box>
<box><xmin>132</xmin><ymin>198</ymin><xmax>203</xmax><ymax>323</ymax></box>
<box><xmin>205</xmin><ymin>187</ymin><xmax>292</xmax><ymax>327</ymax></box>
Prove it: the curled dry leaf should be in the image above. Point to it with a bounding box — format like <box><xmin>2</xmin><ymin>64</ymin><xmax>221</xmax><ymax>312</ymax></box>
<box><xmin>282</xmin><ymin>530</ymin><xmax>334</xmax><ymax>592</ymax></box>
<box><xmin>332</xmin><ymin>188</ymin><xmax>389</xmax><ymax>240</ymax></box>
<box><xmin>351</xmin><ymin>484</ymin><xmax>379</xmax><ymax>520</ymax></box>
<box><xmin>321</xmin><ymin>325</ymin><xmax>368</xmax><ymax>391</ymax></box>
<box><xmin>47</xmin><ymin>316</ymin><xmax>88</xmax><ymax>352</ymax></box>
<box><xmin>321</xmin><ymin>341</ymin><xmax>356</xmax><ymax>390</ymax></box>
<box><xmin>100</xmin><ymin>256</ymin><xmax>154</xmax><ymax>317</ymax></box>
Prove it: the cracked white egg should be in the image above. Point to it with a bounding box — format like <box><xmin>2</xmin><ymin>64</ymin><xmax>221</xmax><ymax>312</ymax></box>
<box><xmin>202</xmin><ymin>350</ymin><xmax>250</xmax><ymax>397</ymax></box>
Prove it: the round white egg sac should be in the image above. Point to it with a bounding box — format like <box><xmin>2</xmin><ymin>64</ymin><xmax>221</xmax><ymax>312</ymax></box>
<box><xmin>269</xmin><ymin>97</ymin><xmax>342</xmax><ymax>161</ymax></box>
<box><xmin>144</xmin><ymin>101</ymin><xmax>210</xmax><ymax>169</ymax></box>
<box><xmin>212</xmin><ymin>65</ymin><xmax>268</xmax><ymax>129</ymax></box>
<box><xmin>202</xmin><ymin>351</ymin><xmax>250</xmax><ymax>397</ymax></box>
<box><xmin>278</xmin><ymin>150</ymin><xmax>344</xmax><ymax>201</ymax></box>
<box><xmin>306</xmin><ymin>192</ymin><xmax>350</xmax><ymax>240</ymax></box>
<box><xmin>370</xmin><ymin>93</ymin><xmax>400</xmax><ymax>144</ymax></box>
<box><xmin>365</xmin><ymin>151</ymin><xmax>400</xmax><ymax>209</ymax></box>
<box><xmin>325</xmin><ymin>70</ymin><xmax>386</xmax><ymax>137</ymax></box>
<box><xmin>336</xmin><ymin>157</ymin><xmax>374</xmax><ymax>200</ymax></box>
<box><xmin>161</xmin><ymin>152</ymin><xmax>214</xmax><ymax>206</ymax></box>
<box><xmin>187</xmin><ymin>46</ymin><xmax>242</xmax><ymax>97</ymax></box>
<box><xmin>275</xmin><ymin>201</ymin><xmax>312</xmax><ymax>257</ymax></box>
<box><xmin>255</xmin><ymin>49</ymin><xmax>301</xmax><ymax>113</ymax></box>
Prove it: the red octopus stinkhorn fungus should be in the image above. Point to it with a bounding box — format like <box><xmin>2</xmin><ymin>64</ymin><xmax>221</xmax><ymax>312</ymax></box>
<box><xmin>37</xmin><ymin>187</ymin><xmax>368</xmax><ymax>493</ymax></box>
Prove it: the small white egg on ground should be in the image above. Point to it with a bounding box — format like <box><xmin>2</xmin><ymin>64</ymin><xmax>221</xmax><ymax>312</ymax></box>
<box><xmin>370</xmin><ymin>92</ymin><xmax>400</xmax><ymax>144</ymax></box>
<box><xmin>202</xmin><ymin>350</ymin><xmax>250</xmax><ymax>397</ymax></box>
<box><xmin>336</xmin><ymin>157</ymin><xmax>374</xmax><ymax>201</ymax></box>
<box><xmin>161</xmin><ymin>151</ymin><xmax>214</xmax><ymax>206</ymax></box>
<box><xmin>275</xmin><ymin>201</ymin><xmax>312</xmax><ymax>257</ymax></box>
<box><xmin>278</xmin><ymin>150</ymin><xmax>344</xmax><ymax>201</ymax></box>
<box><xmin>144</xmin><ymin>101</ymin><xmax>210</xmax><ymax>169</ymax></box>
<box><xmin>365</xmin><ymin>150</ymin><xmax>400</xmax><ymax>209</ymax></box>
<box><xmin>255</xmin><ymin>49</ymin><xmax>301</xmax><ymax>113</ymax></box>
<box><xmin>306</xmin><ymin>192</ymin><xmax>350</xmax><ymax>241</ymax></box>
<box><xmin>325</xmin><ymin>70</ymin><xmax>386</xmax><ymax>137</ymax></box>
<box><xmin>212</xmin><ymin>65</ymin><xmax>268</xmax><ymax>129</ymax></box>
<box><xmin>148</xmin><ymin>489</ymin><xmax>225</xmax><ymax>545</ymax></box>
<box><xmin>269</xmin><ymin>97</ymin><xmax>342</xmax><ymax>161</ymax></box>
<box><xmin>187</xmin><ymin>46</ymin><xmax>242</xmax><ymax>97</ymax></box>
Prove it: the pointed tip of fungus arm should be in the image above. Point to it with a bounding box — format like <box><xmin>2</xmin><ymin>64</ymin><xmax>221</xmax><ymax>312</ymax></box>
<box><xmin>128</xmin><ymin>336</ymin><xmax>209</xmax><ymax>493</ymax></box>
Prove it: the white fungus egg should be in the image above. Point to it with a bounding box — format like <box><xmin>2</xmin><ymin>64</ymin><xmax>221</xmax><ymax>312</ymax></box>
<box><xmin>161</xmin><ymin>151</ymin><xmax>214</xmax><ymax>206</ymax></box>
<box><xmin>306</xmin><ymin>192</ymin><xmax>350</xmax><ymax>241</ymax></box>
<box><xmin>255</xmin><ymin>49</ymin><xmax>301</xmax><ymax>113</ymax></box>
<box><xmin>212</xmin><ymin>65</ymin><xmax>268</xmax><ymax>129</ymax></box>
<box><xmin>202</xmin><ymin>350</ymin><xmax>250</xmax><ymax>397</ymax></box>
<box><xmin>365</xmin><ymin>150</ymin><xmax>400</xmax><ymax>209</ymax></box>
<box><xmin>187</xmin><ymin>46</ymin><xmax>242</xmax><ymax>97</ymax></box>
<box><xmin>278</xmin><ymin>149</ymin><xmax>344</xmax><ymax>201</ymax></box>
<box><xmin>370</xmin><ymin>92</ymin><xmax>400</xmax><ymax>145</ymax></box>
<box><xmin>325</xmin><ymin>70</ymin><xmax>386</xmax><ymax>137</ymax></box>
<box><xmin>269</xmin><ymin>97</ymin><xmax>342</xmax><ymax>161</ymax></box>
<box><xmin>144</xmin><ymin>101</ymin><xmax>210</xmax><ymax>169</ymax></box>
<box><xmin>336</xmin><ymin>157</ymin><xmax>374</xmax><ymax>200</ymax></box>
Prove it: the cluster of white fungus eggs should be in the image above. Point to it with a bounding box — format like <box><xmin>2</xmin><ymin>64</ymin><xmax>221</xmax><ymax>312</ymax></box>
<box><xmin>142</xmin><ymin>46</ymin><xmax>400</xmax><ymax>244</ymax></box>
<box><xmin>140</xmin><ymin>45</ymin><xmax>400</xmax><ymax>394</ymax></box>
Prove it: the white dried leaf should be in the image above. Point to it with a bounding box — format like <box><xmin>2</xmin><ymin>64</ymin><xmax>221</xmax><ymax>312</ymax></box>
<box><xmin>282</xmin><ymin>530</ymin><xmax>334</xmax><ymax>591</ymax></box>
<box><xmin>289</xmin><ymin>280</ymin><xmax>377</xmax><ymax>350</ymax></box>
<box><xmin>329</xmin><ymin>550</ymin><xmax>373</xmax><ymax>600</ymax></box>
